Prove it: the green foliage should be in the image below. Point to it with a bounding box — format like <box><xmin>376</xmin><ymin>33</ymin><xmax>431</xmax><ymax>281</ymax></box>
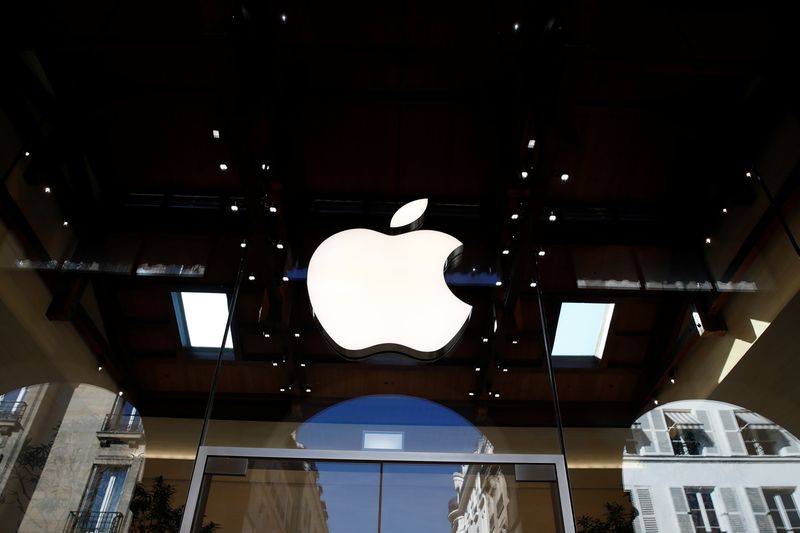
<box><xmin>577</xmin><ymin>501</ymin><xmax>636</xmax><ymax>533</ymax></box>
<box><xmin>129</xmin><ymin>476</ymin><xmax>218</xmax><ymax>533</ymax></box>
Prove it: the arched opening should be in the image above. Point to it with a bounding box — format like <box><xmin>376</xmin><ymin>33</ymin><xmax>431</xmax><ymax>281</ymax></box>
<box><xmin>623</xmin><ymin>399</ymin><xmax>800</xmax><ymax>533</ymax></box>
<box><xmin>0</xmin><ymin>383</ymin><xmax>146</xmax><ymax>532</ymax></box>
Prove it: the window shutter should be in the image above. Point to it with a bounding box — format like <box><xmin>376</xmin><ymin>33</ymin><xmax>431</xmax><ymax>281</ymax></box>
<box><xmin>651</xmin><ymin>410</ymin><xmax>673</xmax><ymax>455</ymax></box>
<box><xmin>718</xmin><ymin>488</ymin><xmax>746</xmax><ymax>533</ymax></box>
<box><xmin>694</xmin><ymin>410</ymin><xmax>719</xmax><ymax>455</ymax></box>
<box><xmin>669</xmin><ymin>487</ymin><xmax>695</xmax><ymax>533</ymax></box>
<box><xmin>779</xmin><ymin>430</ymin><xmax>800</xmax><ymax>455</ymax></box>
<box><xmin>746</xmin><ymin>488</ymin><xmax>777</xmax><ymax>533</ymax></box>
<box><xmin>719</xmin><ymin>410</ymin><xmax>748</xmax><ymax>455</ymax></box>
<box><xmin>639</xmin><ymin>413</ymin><xmax>658</xmax><ymax>455</ymax></box>
<box><xmin>632</xmin><ymin>487</ymin><xmax>659</xmax><ymax>533</ymax></box>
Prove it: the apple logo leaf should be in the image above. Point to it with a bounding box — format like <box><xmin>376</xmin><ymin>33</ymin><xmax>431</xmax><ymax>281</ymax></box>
<box><xmin>307</xmin><ymin>197</ymin><xmax>472</xmax><ymax>362</ymax></box>
<box><xmin>389</xmin><ymin>198</ymin><xmax>428</xmax><ymax>234</ymax></box>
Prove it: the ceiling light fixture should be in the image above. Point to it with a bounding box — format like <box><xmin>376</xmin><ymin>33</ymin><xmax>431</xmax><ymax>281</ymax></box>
<box><xmin>468</xmin><ymin>391</ymin><xmax>475</xmax><ymax>397</ymax></box>
<box><xmin>511</xmin><ymin>213</ymin><xmax>519</xmax><ymax>220</ymax></box>
<box><xmin>511</xmin><ymin>339</ymin><xmax>518</xmax><ymax>345</ymax></box>
<box><xmin>502</xmin><ymin>367</ymin><xmax>509</xmax><ymax>372</ymax></box>
<box><xmin>212</xmin><ymin>129</ymin><xmax>220</xmax><ymax>139</ymax></box>
<box><xmin>653</xmin><ymin>399</ymin><xmax>659</xmax><ymax>405</ymax></box>
<box><xmin>705</xmin><ymin>237</ymin><xmax>712</xmax><ymax>244</ymax></box>
<box><xmin>269</xmin><ymin>206</ymin><xmax>278</xmax><ymax>213</ymax></box>
<box><xmin>305</xmin><ymin>387</ymin><xmax>312</xmax><ymax>393</ymax></box>
<box><xmin>502</xmin><ymin>249</ymin><xmax>510</xmax><ymax>255</ymax></box>
<box><xmin>528</xmin><ymin>139</ymin><xmax>536</xmax><ymax>149</ymax></box>
<box><xmin>62</xmin><ymin>221</ymin><xmax>69</xmax><ymax>227</ymax></box>
<box><xmin>530</xmin><ymin>281</ymin><xmax>537</xmax><ymax>288</ymax></box>
<box><xmin>475</xmin><ymin>367</ymin><xmax>481</xmax><ymax>372</ymax></box>
<box><xmin>745</xmin><ymin>171</ymin><xmax>752</xmax><ymax>178</ymax></box>
<box><xmin>240</xmin><ymin>240</ymin><xmax>247</xmax><ymax>248</ymax></box>
<box><xmin>248</xmin><ymin>274</ymin><xmax>255</xmax><ymax>281</ymax></box>
<box><xmin>44</xmin><ymin>186</ymin><xmax>51</xmax><ymax>194</ymax></box>
<box><xmin>494</xmin><ymin>393</ymin><xmax>501</xmax><ymax>398</ymax></box>
<box><xmin>560</xmin><ymin>173</ymin><xmax>569</xmax><ymax>182</ymax></box>
<box><xmin>230</xmin><ymin>203</ymin><xmax>239</xmax><ymax>212</ymax></box>
<box><xmin>118</xmin><ymin>391</ymin><xmax>123</xmax><ymax>397</ymax></box>
<box><xmin>538</xmin><ymin>249</ymin><xmax>546</xmax><ymax>257</ymax></box>
<box><xmin>281</xmin><ymin>13</ymin><xmax>287</xmax><ymax>22</ymax></box>
<box><xmin>513</xmin><ymin>22</ymin><xmax>519</xmax><ymax>31</ymax></box>
<box><xmin>495</xmin><ymin>280</ymin><xmax>502</xmax><ymax>287</ymax></box>
<box><xmin>722</xmin><ymin>208</ymin><xmax>728</xmax><ymax>214</ymax></box>
<box><xmin>263</xmin><ymin>332</ymin><xmax>270</xmax><ymax>338</ymax></box>
<box><xmin>276</xmin><ymin>243</ymin><xmax>284</xmax><ymax>250</ymax></box>
<box><xmin>520</xmin><ymin>171</ymin><xmax>528</xmax><ymax>179</ymax></box>
<box><xmin>261</xmin><ymin>163</ymin><xmax>268</xmax><ymax>170</ymax></box>
<box><xmin>282</xmin><ymin>276</ymin><xmax>289</xmax><ymax>282</ymax></box>
<box><xmin>481</xmin><ymin>336</ymin><xmax>489</xmax><ymax>343</ymax></box>
<box><xmin>272</xmin><ymin>361</ymin><xmax>278</xmax><ymax>367</ymax></box>
<box><xmin>97</xmin><ymin>365</ymin><xmax>103</xmax><ymax>371</ymax></box>
<box><xmin>280</xmin><ymin>387</ymin><xmax>286</xmax><ymax>392</ymax></box>
<box><xmin>294</xmin><ymin>332</ymin><xmax>300</xmax><ymax>338</ymax></box>
<box><xmin>493</xmin><ymin>319</ymin><xmax>498</xmax><ymax>333</ymax></box>
<box><xmin>24</xmin><ymin>151</ymin><xmax>31</xmax><ymax>157</ymax></box>
<box><xmin>219</xmin><ymin>163</ymin><xmax>228</xmax><ymax>171</ymax></box>
<box><xmin>300</xmin><ymin>362</ymin><xmax>306</xmax><ymax>367</ymax></box>
<box><xmin>548</xmin><ymin>212</ymin><xmax>556</xmax><ymax>222</ymax></box>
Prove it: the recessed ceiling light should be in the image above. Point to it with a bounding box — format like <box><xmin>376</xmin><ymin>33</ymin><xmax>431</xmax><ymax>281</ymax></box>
<box><xmin>24</xmin><ymin>151</ymin><xmax>30</xmax><ymax>157</ymax></box>
<box><xmin>511</xmin><ymin>339</ymin><xmax>518</xmax><ymax>345</ymax></box>
<box><xmin>282</xmin><ymin>276</ymin><xmax>289</xmax><ymax>282</ymax></box>
<box><xmin>521</xmin><ymin>171</ymin><xmax>528</xmax><ymax>179</ymax></box>
<box><xmin>502</xmin><ymin>367</ymin><xmax>509</xmax><ymax>372</ymax></box>
<box><xmin>263</xmin><ymin>332</ymin><xmax>270</xmax><ymax>338</ymax></box>
<box><xmin>281</xmin><ymin>13</ymin><xmax>287</xmax><ymax>22</ymax></box>
<box><xmin>240</xmin><ymin>240</ymin><xmax>247</xmax><ymax>248</ymax></box>
<box><xmin>62</xmin><ymin>221</ymin><xmax>69</xmax><ymax>227</ymax></box>
<box><xmin>722</xmin><ymin>208</ymin><xmax>728</xmax><ymax>214</ymax></box>
<box><xmin>219</xmin><ymin>163</ymin><xmax>228</xmax><ymax>171</ymax></box>
<box><xmin>272</xmin><ymin>361</ymin><xmax>278</xmax><ymax>367</ymax></box>
<box><xmin>468</xmin><ymin>391</ymin><xmax>475</xmax><ymax>397</ymax></box>
<box><xmin>97</xmin><ymin>365</ymin><xmax>103</xmax><ymax>371</ymax></box>
<box><xmin>511</xmin><ymin>213</ymin><xmax>519</xmax><ymax>220</ymax></box>
<box><xmin>502</xmin><ymin>249</ymin><xmax>510</xmax><ymax>255</ymax></box>
<box><xmin>294</xmin><ymin>332</ymin><xmax>300</xmax><ymax>338</ymax></box>
<box><xmin>276</xmin><ymin>243</ymin><xmax>284</xmax><ymax>250</ymax></box>
<box><xmin>44</xmin><ymin>186</ymin><xmax>51</xmax><ymax>193</ymax></box>
<box><xmin>481</xmin><ymin>337</ymin><xmax>489</xmax><ymax>343</ymax></box>
<box><xmin>475</xmin><ymin>367</ymin><xmax>481</xmax><ymax>372</ymax></box>
<box><xmin>493</xmin><ymin>319</ymin><xmax>498</xmax><ymax>333</ymax></box>
<box><xmin>705</xmin><ymin>237</ymin><xmax>712</xmax><ymax>244</ymax></box>
<box><xmin>248</xmin><ymin>274</ymin><xmax>255</xmax><ymax>281</ymax></box>
<box><xmin>548</xmin><ymin>212</ymin><xmax>557</xmax><ymax>222</ymax></box>
<box><xmin>528</xmin><ymin>139</ymin><xmax>536</xmax><ymax>149</ymax></box>
<box><xmin>538</xmin><ymin>250</ymin><xmax>546</xmax><ymax>257</ymax></box>
<box><xmin>745</xmin><ymin>171</ymin><xmax>752</xmax><ymax>178</ymax></box>
<box><xmin>494</xmin><ymin>393</ymin><xmax>500</xmax><ymax>398</ymax></box>
<box><xmin>279</xmin><ymin>387</ymin><xmax>286</xmax><ymax>392</ymax></box>
<box><xmin>495</xmin><ymin>280</ymin><xmax>502</xmax><ymax>287</ymax></box>
<box><xmin>212</xmin><ymin>129</ymin><xmax>220</xmax><ymax>139</ymax></box>
<box><xmin>530</xmin><ymin>281</ymin><xmax>537</xmax><ymax>288</ymax></box>
<box><xmin>305</xmin><ymin>387</ymin><xmax>312</xmax><ymax>393</ymax></box>
<box><xmin>230</xmin><ymin>203</ymin><xmax>239</xmax><ymax>212</ymax></box>
<box><xmin>653</xmin><ymin>399</ymin><xmax>659</xmax><ymax>405</ymax></box>
<box><xmin>513</xmin><ymin>22</ymin><xmax>519</xmax><ymax>31</ymax></box>
<box><xmin>269</xmin><ymin>206</ymin><xmax>278</xmax><ymax>213</ymax></box>
<box><xmin>118</xmin><ymin>391</ymin><xmax>123</xmax><ymax>397</ymax></box>
<box><xmin>560</xmin><ymin>173</ymin><xmax>569</xmax><ymax>181</ymax></box>
<box><xmin>300</xmin><ymin>362</ymin><xmax>306</xmax><ymax>367</ymax></box>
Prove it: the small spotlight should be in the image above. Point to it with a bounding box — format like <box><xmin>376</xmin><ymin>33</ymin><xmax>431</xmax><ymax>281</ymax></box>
<box><xmin>97</xmin><ymin>365</ymin><xmax>103</xmax><ymax>371</ymax></box>
<box><xmin>230</xmin><ymin>203</ymin><xmax>239</xmax><ymax>212</ymax></box>
<box><xmin>276</xmin><ymin>243</ymin><xmax>284</xmax><ymax>250</ymax></box>
<box><xmin>472</xmin><ymin>267</ymin><xmax>477</xmax><ymax>272</ymax></box>
<box><xmin>279</xmin><ymin>387</ymin><xmax>286</xmax><ymax>392</ymax></box>
<box><xmin>481</xmin><ymin>337</ymin><xmax>489</xmax><ymax>343</ymax></box>
<box><xmin>62</xmin><ymin>221</ymin><xmax>69</xmax><ymax>227</ymax></box>
<box><xmin>269</xmin><ymin>206</ymin><xmax>278</xmax><ymax>213</ymax></box>
<box><xmin>118</xmin><ymin>391</ymin><xmax>123</xmax><ymax>397</ymax></box>
<box><xmin>670</xmin><ymin>377</ymin><xmax>676</xmax><ymax>385</ymax></box>
<box><xmin>745</xmin><ymin>171</ymin><xmax>752</xmax><ymax>178</ymax></box>
<box><xmin>263</xmin><ymin>332</ymin><xmax>270</xmax><ymax>338</ymax></box>
<box><xmin>705</xmin><ymin>237</ymin><xmax>712</xmax><ymax>244</ymax></box>
<box><xmin>494</xmin><ymin>393</ymin><xmax>501</xmax><ymax>398</ymax></box>
<box><xmin>520</xmin><ymin>171</ymin><xmax>528</xmax><ymax>179</ymax></box>
<box><xmin>248</xmin><ymin>274</ymin><xmax>255</xmax><ymax>281</ymax></box>
<box><xmin>272</xmin><ymin>361</ymin><xmax>278</xmax><ymax>367</ymax></box>
<box><xmin>261</xmin><ymin>163</ymin><xmax>267</xmax><ymax>170</ymax></box>
<box><xmin>468</xmin><ymin>391</ymin><xmax>475</xmax><ymax>397</ymax></box>
<box><xmin>493</xmin><ymin>319</ymin><xmax>498</xmax><ymax>333</ymax></box>
<box><xmin>513</xmin><ymin>22</ymin><xmax>519</xmax><ymax>31</ymax></box>
<box><xmin>511</xmin><ymin>213</ymin><xmax>519</xmax><ymax>220</ymax></box>
<box><xmin>511</xmin><ymin>339</ymin><xmax>518</xmax><ymax>345</ymax></box>
<box><xmin>294</xmin><ymin>332</ymin><xmax>301</xmax><ymax>338</ymax></box>
<box><xmin>282</xmin><ymin>276</ymin><xmax>289</xmax><ymax>282</ymax></box>
<box><xmin>529</xmin><ymin>281</ymin><xmax>537</xmax><ymax>288</ymax></box>
<box><xmin>528</xmin><ymin>139</ymin><xmax>536</xmax><ymax>149</ymax></box>
<box><xmin>24</xmin><ymin>151</ymin><xmax>30</xmax><ymax>157</ymax></box>
<box><xmin>722</xmin><ymin>208</ymin><xmax>728</xmax><ymax>214</ymax></box>
<box><xmin>219</xmin><ymin>163</ymin><xmax>228</xmax><ymax>171</ymax></box>
<box><xmin>44</xmin><ymin>186</ymin><xmax>51</xmax><ymax>194</ymax></box>
<box><xmin>495</xmin><ymin>280</ymin><xmax>502</xmax><ymax>287</ymax></box>
<box><xmin>502</xmin><ymin>249</ymin><xmax>510</xmax><ymax>255</ymax></box>
<box><xmin>281</xmin><ymin>13</ymin><xmax>287</xmax><ymax>23</ymax></box>
<box><xmin>240</xmin><ymin>240</ymin><xmax>247</xmax><ymax>248</ymax></box>
<box><xmin>538</xmin><ymin>250</ymin><xmax>546</xmax><ymax>257</ymax></box>
<box><xmin>212</xmin><ymin>129</ymin><xmax>220</xmax><ymax>139</ymax></box>
<box><xmin>548</xmin><ymin>212</ymin><xmax>556</xmax><ymax>222</ymax></box>
<box><xmin>305</xmin><ymin>387</ymin><xmax>312</xmax><ymax>393</ymax></box>
<box><xmin>475</xmin><ymin>367</ymin><xmax>481</xmax><ymax>372</ymax></box>
<box><xmin>669</xmin><ymin>369</ymin><xmax>677</xmax><ymax>385</ymax></box>
<box><xmin>653</xmin><ymin>399</ymin><xmax>659</xmax><ymax>405</ymax></box>
<box><xmin>560</xmin><ymin>173</ymin><xmax>569</xmax><ymax>181</ymax></box>
<box><xmin>502</xmin><ymin>367</ymin><xmax>509</xmax><ymax>372</ymax></box>
<box><xmin>300</xmin><ymin>362</ymin><xmax>306</xmax><ymax>367</ymax></box>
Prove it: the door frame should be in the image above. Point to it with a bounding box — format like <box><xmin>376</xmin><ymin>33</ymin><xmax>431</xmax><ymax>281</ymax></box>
<box><xmin>180</xmin><ymin>446</ymin><xmax>575</xmax><ymax>533</ymax></box>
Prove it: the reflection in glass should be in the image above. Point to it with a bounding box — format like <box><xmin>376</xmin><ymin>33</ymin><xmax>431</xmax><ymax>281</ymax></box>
<box><xmin>624</xmin><ymin>400</ymin><xmax>800</xmax><ymax>533</ymax></box>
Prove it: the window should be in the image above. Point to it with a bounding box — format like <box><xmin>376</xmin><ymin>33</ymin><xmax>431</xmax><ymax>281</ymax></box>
<box><xmin>551</xmin><ymin>303</ymin><xmax>615</xmax><ymax>359</ymax></box>
<box><xmin>172</xmin><ymin>292</ymin><xmax>234</xmax><ymax>358</ymax></box>
<box><xmin>736</xmin><ymin>412</ymin><xmax>786</xmax><ymax>456</ymax></box>
<box><xmin>665</xmin><ymin>411</ymin><xmax>708</xmax><ymax>456</ymax></box>
<box><xmin>362</xmin><ymin>431</ymin><xmax>404</xmax><ymax>450</ymax></box>
<box><xmin>763</xmin><ymin>489</ymin><xmax>800</xmax><ymax>532</ymax></box>
<box><xmin>685</xmin><ymin>488</ymin><xmax>721</xmax><ymax>533</ymax></box>
<box><xmin>74</xmin><ymin>465</ymin><xmax>128</xmax><ymax>532</ymax></box>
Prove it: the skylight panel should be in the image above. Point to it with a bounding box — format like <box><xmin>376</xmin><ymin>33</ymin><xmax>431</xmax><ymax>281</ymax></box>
<box><xmin>551</xmin><ymin>302</ymin><xmax>615</xmax><ymax>358</ymax></box>
<box><xmin>177</xmin><ymin>292</ymin><xmax>233</xmax><ymax>349</ymax></box>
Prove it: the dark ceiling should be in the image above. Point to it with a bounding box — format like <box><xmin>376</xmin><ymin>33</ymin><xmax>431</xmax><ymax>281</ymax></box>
<box><xmin>2</xmin><ymin>0</ymin><xmax>798</xmax><ymax>427</ymax></box>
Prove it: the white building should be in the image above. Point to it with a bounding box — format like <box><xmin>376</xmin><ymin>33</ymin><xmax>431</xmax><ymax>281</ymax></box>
<box><xmin>623</xmin><ymin>399</ymin><xmax>800</xmax><ymax>533</ymax></box>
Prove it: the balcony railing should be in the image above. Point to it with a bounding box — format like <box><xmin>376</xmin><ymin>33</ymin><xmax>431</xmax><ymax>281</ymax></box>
<box><xmin>96</xmin><ymin>413</ymin><xmax>144</xmax><ymax>447</ymax></box>
<box><xmin>66</xmin><ymin>511</ymin><xmax>123</xmax><ymax>533</ymax></box>
<box><xmin>0</xmin><ymin>401</ymin><xmax>27</xmax><ymax>434</ymax></box>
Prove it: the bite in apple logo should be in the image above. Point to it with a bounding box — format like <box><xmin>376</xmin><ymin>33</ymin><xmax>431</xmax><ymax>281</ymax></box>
<box><xmin>307</xmin><ymin>199</ymin><xmax>472</xmax><ymax>362</ymax></box>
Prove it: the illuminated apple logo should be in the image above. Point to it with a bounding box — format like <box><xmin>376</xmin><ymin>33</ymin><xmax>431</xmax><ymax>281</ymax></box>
<box><xmin>307</xmin><ymin>199</ymin><xmax>472</xmax><ymax>362</ymax></box>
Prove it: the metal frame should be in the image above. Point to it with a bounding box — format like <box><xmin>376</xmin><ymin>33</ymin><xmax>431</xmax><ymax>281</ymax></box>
<box><xmin>179</xmin><ymin>446</ymin><xmax>575</xmax><ymax>533</ymax></box>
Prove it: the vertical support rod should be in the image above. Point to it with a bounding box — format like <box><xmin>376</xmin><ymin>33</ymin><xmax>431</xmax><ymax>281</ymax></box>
<box><xmin>533</xmin><ymin>259</ymin><xmax>576</xmax><ymax>531</ymax></box>
<box><xmin>377</xmin><ymin>462</ymin><xmax>384</xmax><ymax>533</ymax></box>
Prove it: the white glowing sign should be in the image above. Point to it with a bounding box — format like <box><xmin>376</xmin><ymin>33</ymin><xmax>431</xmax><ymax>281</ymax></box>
<box><xmin>307</xmin><ymin>199</ymin><xmax>472</xmax><ymax>361</ymax></box>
